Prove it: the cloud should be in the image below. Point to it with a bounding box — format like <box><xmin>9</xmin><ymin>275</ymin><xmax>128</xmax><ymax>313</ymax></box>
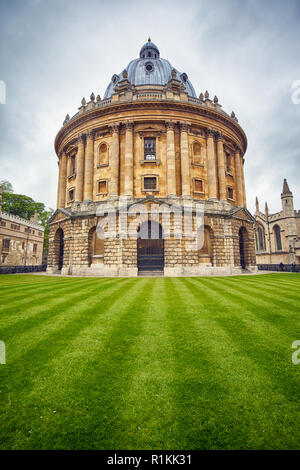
<box><xmin>0</xmin><ymin>0</ymin><xmax>299</xmax><ymax>213</ymax></box>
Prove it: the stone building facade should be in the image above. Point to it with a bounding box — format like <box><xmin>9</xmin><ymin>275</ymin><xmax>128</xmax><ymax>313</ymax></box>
<box><xmin>0</xmin><ymin>187</ymin><xmax>45</xmax><ymax>266</ymax></box>
<box><xmin>254</xmin><ymin>179</ymin><xmax>300</xmax><ymax>265</ymax></box>
<box><xmin>47</xmin><ymin>39</ymin><xmax>256</xmax><ymax>276</ymax></box>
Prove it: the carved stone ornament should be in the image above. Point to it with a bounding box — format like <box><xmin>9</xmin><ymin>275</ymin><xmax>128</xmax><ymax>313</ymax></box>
<box><xmin>206</xmin><ymin>128</ymin><xmax>214</xmax><ymax>138</ymax></box>
<box><xmin>165</xmin><ymin>121</ymin><xmax>175</xmax><ymax>130</ymax></box>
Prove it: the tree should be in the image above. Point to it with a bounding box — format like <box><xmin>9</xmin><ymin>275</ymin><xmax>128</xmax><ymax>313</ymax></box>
<box><xmin>1</xmin><ymin>181</ymin><xmax>54</xmax><ymax>262</ymax></box>
<box><xmin>0</xmin><ymin>180</ymin><xmax>13</xmax><ymax>193</ymax></box>
<box><xmin>2</xmin><ymin>192</ymin><xmax>45</xmax><ymax>221</ymax></box>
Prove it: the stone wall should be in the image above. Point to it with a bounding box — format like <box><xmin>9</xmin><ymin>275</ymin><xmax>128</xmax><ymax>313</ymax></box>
<box><xmin>47</xmin><ymin>202</ymin><xmax>257</xmax><ymax>276</ymax></box>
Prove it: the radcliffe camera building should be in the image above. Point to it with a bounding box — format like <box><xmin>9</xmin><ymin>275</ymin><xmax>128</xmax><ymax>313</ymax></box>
<box><xmin>47</xmin><ymin>39</ymin><xmax>257</xmax><ymax>276</ymax></box>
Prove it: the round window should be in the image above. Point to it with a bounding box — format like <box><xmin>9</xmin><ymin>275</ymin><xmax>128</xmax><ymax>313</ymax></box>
<box><xmin>145</xmin><ymin>62</ymin><xmax>154</xmax><ymax>73</ymax></box>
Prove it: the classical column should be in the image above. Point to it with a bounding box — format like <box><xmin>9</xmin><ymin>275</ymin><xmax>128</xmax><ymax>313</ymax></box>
<box><xmin>166</xmin><ymin>121</ymin><xmax>176</xmax><ymax>197</ymax></box>
<box><xmin>110</xmin><ymin>123</ymin><xmax>120</xmax><ymax>198</ymax></box>
<box><xmin>180</xmin><ymin>122</ymin><xmax>190</xmax><ymax>198</ymax></box>
<box><xmin>75</xmin><ymin>134</ymin><xmax>85</xmax><ymax>202</ymax></box>
<box><xmin>66</xmin><ymin>153</ymin><xmax>72</xmax><ymax>177</ymax></box>
<box><xmin>83</xmin><ymin>130</ymin><xmax>95</xmax><ymax>201</ymax></box>
<box><xmin>206</xmin><ymin>129</ymin><xmax>217</xmax><ymax>199</ymax></box>
<box><xmin>241</xmin><ymin>157</ymin><xmax>247</xmax><ymax>207</ymax></box>
<box><xmin>124</xmin><ymin>121</ymin><xmax>134</xmax><ymax>197</ymax></box>
<box><xmin>234</xmin><ymin>145</ymin><xmax>243</xmax><ymax>207</ymax></box>
<box><xmin>57</xmin><ymin>151</ymin><xmax>67</xmax><ymax>208</ymax></box>
<box><xmin>216</xmin><ymin>134</ymin><xmax>226</xmax><ymax>201</ymax></box>
<box><xmin>56</xmin><ymin>159</ymin><xmax>61</xmax><ymax>209</ymax></box>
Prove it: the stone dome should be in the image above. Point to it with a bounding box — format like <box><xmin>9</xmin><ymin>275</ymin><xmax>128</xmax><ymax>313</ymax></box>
<box><xmin>103</xmin><ymin>39</ymin><xmax>197</xmax><ymax>99</ymax></box>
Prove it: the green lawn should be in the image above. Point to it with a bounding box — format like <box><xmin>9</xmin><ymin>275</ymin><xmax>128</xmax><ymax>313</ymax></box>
<box><xmin>0</xmin><ymin>273</ymin><xmax>299</xmax><ymax>450</ymax></box>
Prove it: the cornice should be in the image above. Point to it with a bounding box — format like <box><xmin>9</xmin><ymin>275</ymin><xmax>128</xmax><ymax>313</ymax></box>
<box><xmin>55</xmin><ymin>100</ymin><xmax>247</xmax><ymax>155</ymax></box>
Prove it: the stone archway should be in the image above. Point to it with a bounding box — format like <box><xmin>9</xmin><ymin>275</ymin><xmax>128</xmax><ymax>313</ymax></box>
<box><xmin>54</xmin><ymin>228</ymin><xmax>64</xmax><ymax>271</ymax></box>
<box><xmin>239</xmin><ymin>226</ymin><xmax>249</xmax><ymax>269</ymax></box>
<box><xmin>137</xmin><ymin>220</ymin><xmax>164</xmax><ymax>273</ymax></box>
<box><xmin>88</xmin><ymin>226</ymin><xmax>104</xmax><ymax>266</ymax></box>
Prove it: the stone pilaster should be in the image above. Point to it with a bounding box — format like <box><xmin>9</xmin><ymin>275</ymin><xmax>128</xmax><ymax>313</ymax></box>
<box><xmin>234</xmin><ymin>145</ymin><xmax>243</xmax><ymax>207</ymax></box>
<box><xmin>166</xmin><ymin>121</ymin><xmax>176</xmax><ymax>197</ymax></box>
<box><xmin>216</xmin><ymin>134</ymin><xmax>226</xmax><ymax>201</ymax></box>
<box><xmin>57</xmin><ymin>151</ymin><xmax>67</xmax><ymax>208</ymax></box>
<box><xmin>56</xmin><ymin>160</ymin><xmax>61</xmax><ymax>209</ymax></box>
<box><xmin>206</xmin><ymin>129</ymin><xmax>217</xmax><ymax>199</ymax></box>
<box><xmin>180</xmin><ymin>122</ymin><xmax>191</xmax><ymax>198</ymax></box>
<box><xmin>124</xmin><ymin>121</ymin><xmax>134</xmax><ymax>197</ymax></box>
<box><xmin>67</xmin><ymin>153</ymin><xmax>72</xmax><ymax>177</ymax></box>
<box><xmin>241</xmin><ymin>156</ymin><xmax>247</xmax><ymax>207</ymax></box>
<box><xmin>110</xmin><ymin>123</ymin><xmax>120</xmax><ymax>198</ymax></box>
<box><xmin>75</xmin><ymin>134</ymin><xmax>85</xmax><ymax>202</ymax></box>
<box><xmin>84</xmin><ymin>130</ymin><xmax>95</xmax><ymax>201</ymax></box>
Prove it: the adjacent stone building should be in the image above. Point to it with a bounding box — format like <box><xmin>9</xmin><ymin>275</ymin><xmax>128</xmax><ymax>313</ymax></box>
<box><xmin>255</xmin><ymin>179</ymin><xmax>300</xmax><ymax>266</ymax></box>
<box><xmin>0</xmin><ymin>187</ymin><xmax>45</xmax><ymax>266</ymax></box>
<box><xmin>47</xmin><ymin>39</ymin><xmax>256</xmax><ymax>276</ymax></box>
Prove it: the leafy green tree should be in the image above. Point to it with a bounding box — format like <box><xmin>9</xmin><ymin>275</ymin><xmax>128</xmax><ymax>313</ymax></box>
<box><xmin>2</xmin><ymin>192</ymin><xmax>44</xmax><ymax>221</ymax></box>
<box><xmin>1</xmin><ymin>181</ymin><xmax>54</xmax><ymax>263</ymax></box>
<box><xmin>0</xmin><ymin>180</ymin><xmax>14</xmax><ymax>193</ymax></box>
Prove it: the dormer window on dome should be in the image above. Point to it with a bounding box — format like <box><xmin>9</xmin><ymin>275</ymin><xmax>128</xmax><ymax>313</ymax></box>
<box><xmin>180</xmin><ymin>73</ymin><xmax>188</xmax><ymax>83</ymax></box>
<box><xmin>111</xmin><ymin>74</ymin><xmax>119</xmax><ymax>85</ymax></box>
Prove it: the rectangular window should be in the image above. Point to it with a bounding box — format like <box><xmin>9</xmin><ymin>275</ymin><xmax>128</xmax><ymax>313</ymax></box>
<box><xmin>69</xmin><ymin>189</ymin><xmax>74</xmax><ymax>202</ymax></box>
<box><xmin>98</xmin><ymin>180</ymin><xmax>108</xmax><ymax>194</ymax></box>
<box><xmin>2</xmin><ymin>238</ymin><xmax>10</xmax><ymax>252</ymax></box>
<box><xmin>226</xmin><ymin>153</ymin><xmax>231</xmax><ymax>173</ymax></box>
<box><xmin>143</xmin><ymin>177</ymin><xmax>157</xmax><ymax>191</ymax></box>
<box><xmin>227</xmin><ymin>187</ymin><xmax>234</xmax><ymax>200</ymax></box>
<box><xmin>0</xmin><ymin>221</ymin><xmax>6</xmax><ymax>227</ymax></box>
<box><xmin>194</xmin><ymin>179</ymin><xmax>204</xmax><ymax>193</ymax></box>
<box><xmin>71</xmin><ymin>155</ymin><xmax>76</xmax><ymax>174</ymax></box>
<box><xmin>144</xmin><ymin>138</ymin><xmax>156</xmax><ymax>160</ymax></box>
<box><xmin>33</xmin><ymin>244</ymin><xmax>37</xmax><ymax>254</ymax></box>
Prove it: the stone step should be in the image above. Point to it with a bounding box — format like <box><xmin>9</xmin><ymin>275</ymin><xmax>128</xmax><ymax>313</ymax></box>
<box><xmin>138</xmin><ymin>271</ymin><xmax>164</xmax><ymax>277</ymax></box>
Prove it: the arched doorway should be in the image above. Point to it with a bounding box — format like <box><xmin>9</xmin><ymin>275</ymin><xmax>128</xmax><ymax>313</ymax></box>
<box><xmin>54</xmin><ymin>228</ymin><xmax>64</xmax><ymax>271</ymax></box>
<box><xmin>137</xmin><ymin>220</ymin><xmax>164</xmax><ymax>273</ymax></box>
<box><xmin>88</xmin><ymin>226</ymin><xmax>104</xmax><ymax>266</ymax></box>
<box><xmin>198</xmin><ymin>225</ymin><xmax>213</xmax><ymax>264</ymax></box>
<box><xmin>239</xmin><ymin>227</ymin><xmax>248</xmax><ymax>269</ymax></box>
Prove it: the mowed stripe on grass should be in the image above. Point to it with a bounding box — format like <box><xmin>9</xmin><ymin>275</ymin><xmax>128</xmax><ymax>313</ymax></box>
<box><xmin>0</xmin><ymin>273</ymin><xmax>299</xmax><ymax>450</ymax></box>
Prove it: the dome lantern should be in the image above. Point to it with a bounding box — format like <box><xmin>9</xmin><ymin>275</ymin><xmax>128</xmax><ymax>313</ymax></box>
<box><xmin>103</xmin><ymin>39</ymin><xmax>197</xmax><ymax>99</ymax></box>
<box><xmin>139</xmin><ymin>38</ymin><xmax>160</xmax><ymax>59</ymax></box>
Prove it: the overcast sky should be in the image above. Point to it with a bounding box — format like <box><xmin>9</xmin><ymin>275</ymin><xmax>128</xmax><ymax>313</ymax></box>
<box><xmin>0</xmin><ymin>0</ymin><xmax>299</xmax><ymax>214</ymax></box>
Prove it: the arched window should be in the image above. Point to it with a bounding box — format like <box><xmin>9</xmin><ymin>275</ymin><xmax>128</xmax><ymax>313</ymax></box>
<box><xmin>198</xmin><ymin>226</ymin><xmax>212</xmax><ymax>262</ymax></box>
<box><xmin>257</xmin><ymin>226</ymin><xmax>265</xmax><ymax>251</ymax></box>
<box><xmin>193</xmin><ymin>142</ymin><xmax>202</xmax><ymax>165</ymax></box>
<box><xmin>88</xmin><ymin>226</ymin><xmax>104</xmax><ymax>266</ymax></box>
<box><xmin>98</xmin><ymin>142</ymin><xmax>109</xmax><ymax>166</ymax></box>
<box><xmin>274</xmin><ymin>225</ymin><xmax>282</xmax><ymax>251</ymax></box>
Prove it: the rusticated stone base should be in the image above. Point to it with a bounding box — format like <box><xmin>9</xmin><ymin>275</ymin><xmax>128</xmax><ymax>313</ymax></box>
<box><xmin>47</xmin><ymin>197</ymin><xmax>257</xmax><ymax>277</ymax></box>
